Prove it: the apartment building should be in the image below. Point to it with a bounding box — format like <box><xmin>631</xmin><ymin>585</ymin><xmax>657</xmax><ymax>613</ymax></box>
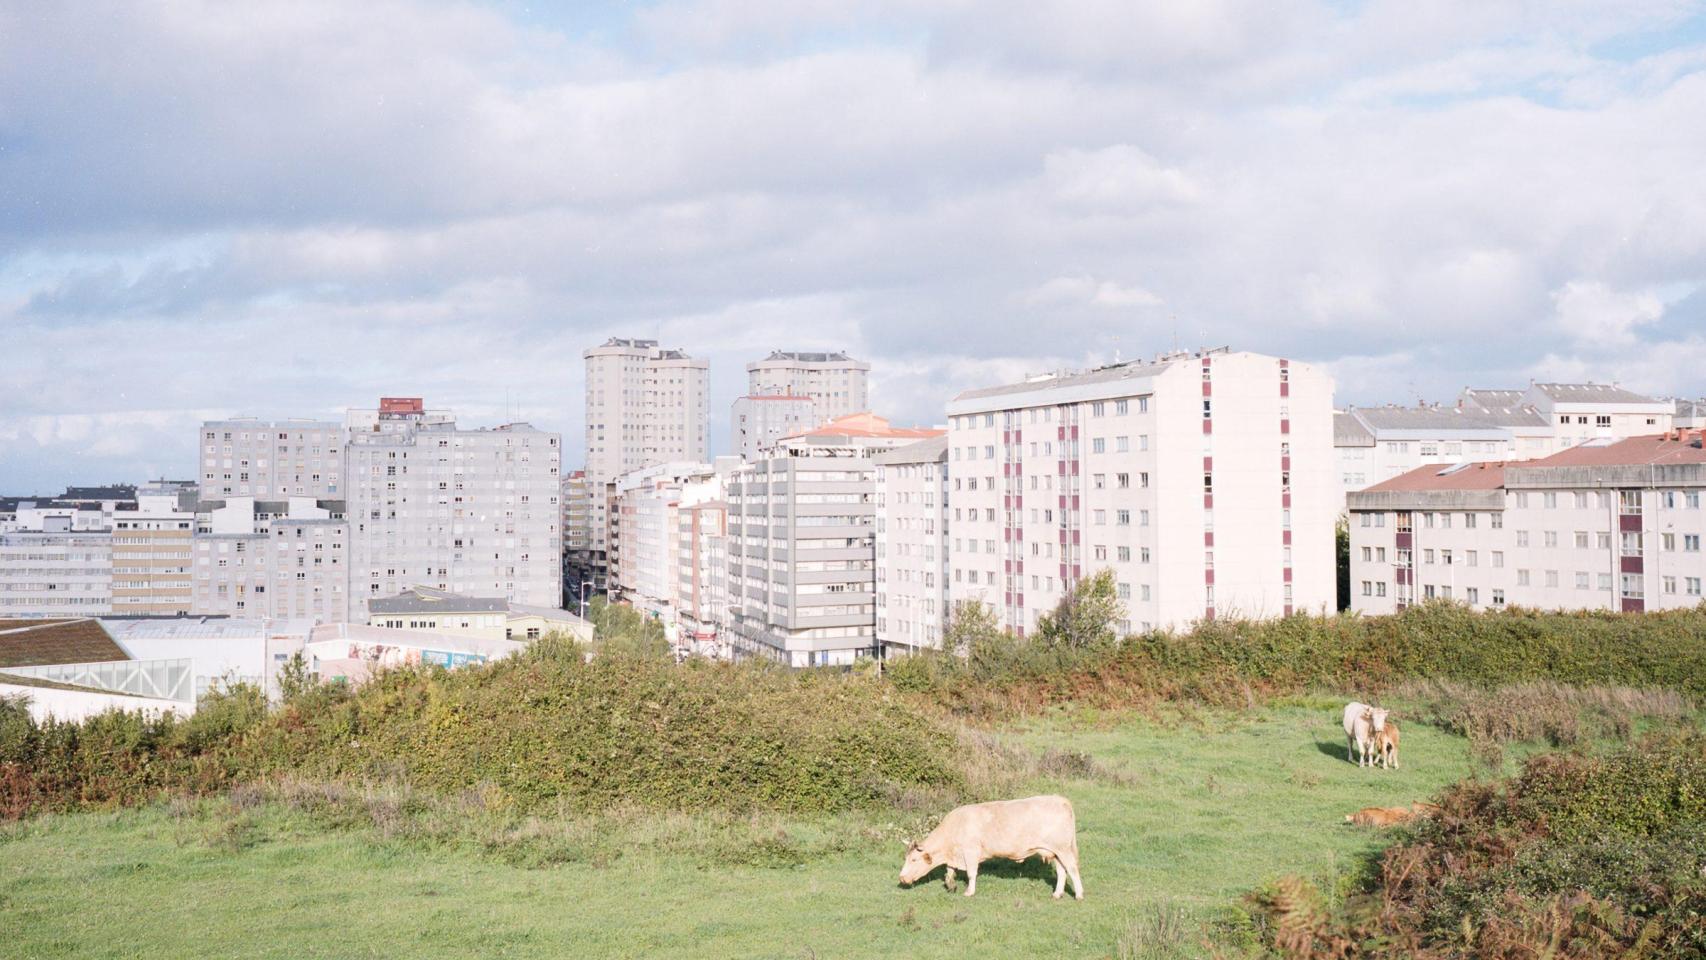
<box><xmin>0</xmin><ymin>507</ymin><xmax>113</xmax><ymax>618</ymax></box>
<box><xmin>1348</xmin><ymin>430</ymin><xmax>1706</xmax><ymax>614</ymax></box>
<box><xmin>746</xmin><ymin>350</ymin><xmax>870</xmax><ymax>426</ymax></box>
<box><xmin>562</xmin><ymin>471</ymin><xmax>595</xmax><ymax>597</ymax></box>
<box><xmin>676</xmin><ymin>498</ymin><xmax>729</xmax><ymax>655</ymax></box>
<box><xmin>190</xmin><ymin>497</ymin><xmax>349</xmax><ymax>622</ymax></box>
<box><xmin>583</xmin><ymin>339</ymin><xmax>710</xmax><ymax>578</ymax></box>
<box><xmin>1671</xmin><ymin>398</ymin><xmax>1704</xmax><ymax>430</ymax></box>
<box><xmin>610</xmin><ymin>461</ymin><xmax>718</xmax><ymax>619</ymax></box>
<box><xmin>874</xmin><ymin>436</ymin><xmax>949</xmax><ymax>656</ymax></box>
<box><xmin>198</xmin><ymin>419</ymin><xmax>345</xmax><ymax>500</ymax></box>
<box><xmin>110</xmin><ymin>485</ymin><xmax>196</xmax><ymax>616</ymax></box>
<box><xmin>946</xmin><ymin>349</ymin><xmax>1336</xmax><ymax>636</ymax></box>
<box><xmin>1334</xmin><ymin>404</ymin><xmax>1550</xmax><ymax>505</ymax></box>
<box><xmin>725</xmin><ymin>413</ymin><xmax>941</xmax><ymax>666</ymax></box>
<box><xmin>731</xmin><ymin>394</ymin><xmax>816</xmax><ymax>462</ymax></box>
<box><xmin>345</xmin><ymin>398</ymin><xmax>562</xmax><ymax>620</ymax></box>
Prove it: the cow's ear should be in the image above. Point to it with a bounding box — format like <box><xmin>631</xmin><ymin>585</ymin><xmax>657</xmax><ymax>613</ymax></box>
<box><xmin>921</xmin><ymin>850</ymin><xmax>933</xmax><ymax>865</ymax></box>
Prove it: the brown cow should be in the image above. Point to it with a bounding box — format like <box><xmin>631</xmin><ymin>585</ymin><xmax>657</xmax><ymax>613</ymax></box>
<box><xmin>1345</xmin><ymin>806</ymin><xmax>1413</xmax><ymax>827</ymax></box>
<box><xmin>1376</xmin><ymin>720</ymin><xmax>1402</xmax><ymax>769</ymax></box>
<box><xmin>898</xmin><ymin>795</ymin><xmax>1084</xmax><ymax>900</ymax></box>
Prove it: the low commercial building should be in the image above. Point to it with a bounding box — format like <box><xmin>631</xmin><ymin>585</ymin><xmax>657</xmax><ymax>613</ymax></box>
<box><xmin>367</xmin><ymin>585</ymin><xmax>592</xmax><ymax>643</ymax></box>
<box><xmin>874</xmin><ymin>436</ymin><xmax>949</xmax><ymax>656</ymax></box>
<box><xmin>1348</xmin><ymin>430</ymin><xmax>1706</xmax><ymax>614</ymax></box>
<box><xmin>304</xmin><ymin>622</ymin><xmax>526</xmax><ymax>685</ymax></box>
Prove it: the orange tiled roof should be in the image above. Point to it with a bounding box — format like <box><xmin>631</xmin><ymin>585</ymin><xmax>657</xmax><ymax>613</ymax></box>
<box><xmin>1526</xmin><ymin>431</ymin><xmax>1706</xmax><ymax>468</ymax></box>
<box><xmin>782</xmin><ymin>412</ymin><xmax>944</xmax><ymax>441</ymax></box>
<box><xmin>1363</xmin><ymin>461</ymin><xmax>1513</xmax><ymax>493</ymax></box>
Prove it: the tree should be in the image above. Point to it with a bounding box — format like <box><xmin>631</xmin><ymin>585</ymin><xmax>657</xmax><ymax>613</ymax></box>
<box><xmin>1036</xmin><ymin>568</ymin><xmax>1125</xmax><ymax>650</ymax></box>
<box><xmin>586</xmin><ymin>596</ymin><xmax>671</xmax><ymax>659</ymax></box>
<box><xmin>1336</xmin><ymin>516</ymin><xmax>1351</xmax><ymax>612</ymax></box>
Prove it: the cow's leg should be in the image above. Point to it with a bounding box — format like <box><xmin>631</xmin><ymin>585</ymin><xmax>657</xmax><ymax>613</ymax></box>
<box><xmin>1064</xmin><ymin>850</ymin><xmax>1085</xmax><ymax>900</ymax></box>
<box><xmin>943</xmin><ymin>866</ymin><xmax>955</xmax><ymax>892</ymax></box>
<box><xmin>1050</xmin><ymin>856</ymin><xmax>1065</xmax><ymax>899</ymax></box>
<box><xmin>1347</xmin><ymin>734</ymin><xmax>1356</xmax><ymax>764</ymax></box>
<box><xmin>961</xmin><ymin>849</ymin><xmax>979</xmax><ymax>897</ymax></box>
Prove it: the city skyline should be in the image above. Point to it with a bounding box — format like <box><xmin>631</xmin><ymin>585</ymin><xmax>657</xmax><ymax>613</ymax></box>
<box><xmin>6</xmin><ymin>2</ymin><xmax>1706</xmax><ymax>491</ymax></box>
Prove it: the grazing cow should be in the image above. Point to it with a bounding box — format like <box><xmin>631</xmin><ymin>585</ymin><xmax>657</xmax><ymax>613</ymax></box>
<box><xmin>898</xmin><ymin>795</ymin><xmax>1084</xmax><ymax>900</ymax></box>
<box><xmin>1342</xmin><ymin>702</ymin><xmax>1389</xmax><ymax>767</ymax></box>
<box><xmin>1376</xmin><ymin>720</ymin><xmax>1401</xmax><ymax>769</ymax></box>
<box><xmin>1345</xmin><ymin>806</ymin><xmax>1414</xmax><ymax>827</ymax></box>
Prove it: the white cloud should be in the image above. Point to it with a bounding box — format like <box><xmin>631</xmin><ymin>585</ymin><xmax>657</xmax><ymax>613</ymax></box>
<box><xmin>1550</xmin><ymin>280</ymin><xmax>1665</xmax><ymax>345</ymax></box>
<box><xmin>3</xmin><ymin>0</ymin><xmax>1706</xmax><ymax>489</ymax></box>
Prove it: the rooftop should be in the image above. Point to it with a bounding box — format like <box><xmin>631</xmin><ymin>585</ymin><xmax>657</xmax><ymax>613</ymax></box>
<box><xmin>0</xmin><ymin>619</ymin><xmax>130</xmax><ymax>668</ymax></box>
<box><xmin>101</xmin><ymin>616</ymin><xmax>314</xmax><ymax>642</ymax></box>
<box><xmin>953</xmin><ymin>359</ymin><xmax>1171</xmax><ymax>403</ymax></box>
<box><xmin>1333</xmin><ymin>412</ymin><xmax>1375</xmax><ymax>447</ymax></box>
<box><xmin>781</xmin><ymin>412</ymin><xmax>944</xmax><ymax>443</ymax></box>
<box><xmin>756</xmin><ymin>350</ymin><xmax>863</xmax><ymax>364</ymax></box>
<box><xmin>1362</xmin><ymin>460</ymin><xmax>1514</xmax><ymax>493</ymax></box>
<box><xmin>873</xmin><ymin>435</ymin><xmax>950</xmax><ymax>465</ymax></box>
<box><xmin>367</xmin><ymin>586</ymin><xmax>510</xmax><ymax>615</ymax></box>
<box><xmin>1526</xmin><ymin>430</ymin><xmax>1706</xmax><ymax>468</ymax></box>
<box><xmin>1532</xmin><ymin>382</ymin><xmax>1662</xmax><ymax>405</ymax></box>
<box><xmin>1345</xmin><ymin>404</ymin><xmax>1528</xmax><ymax>432</ymax></box>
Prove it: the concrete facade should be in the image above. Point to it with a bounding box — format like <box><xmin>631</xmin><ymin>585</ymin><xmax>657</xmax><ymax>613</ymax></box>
<box><xmin>731</xmin><ymin>394</ymin><xmax>816</xmax><ymax>462</ymax></box>
<box><xmin>345</xmin><ymin>402</ymin><xmax>561</xmax><ymax>621</ymax></box>
<box><xmin>874</xmin><ymin>436</ymin><xmax>949</xmax><ymax>656</ymax></box>
<box><xmin>745</xmin><ymin>350</ymin><xmax>870</xmax><ymax>426</ymax></box>
<box><xmin>725</xmin><ymin>414</ymin><xmax>942</xmax><ymax>666</ymax></box>
<box><xmin>583</xmin><ymin>339</ymin><xmax>711</xmax><ymax>574</ymax></box>
<box><xmin>946</xmin><ymin>349</ymin><xmax>1337</xmax><ymax>636</ymax></box>
<box><xmin>198</xmin><ymin>419</ymin><xmax>345</xmax><ymax>500</ymax></box>
<box><xmin>190</xmin><ymin>497</ymin><xmax>349</xmax><ymax>621</ymax></box>
<box><xmin>110</xmin><ymin>491</ymin><xmax>195</xmax><ymax>616</ymax></box>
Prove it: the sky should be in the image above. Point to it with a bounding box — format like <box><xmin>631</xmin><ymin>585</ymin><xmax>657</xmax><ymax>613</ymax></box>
<box><xmin>3</xmin><ymin>1</ymin><xmax>1706</xmax><ymax>492</ymax></box>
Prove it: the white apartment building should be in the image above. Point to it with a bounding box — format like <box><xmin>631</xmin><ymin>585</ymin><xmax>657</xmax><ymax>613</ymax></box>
<box><xmin>583</xmin><ymin>338</ymin><xmax>710</xmax><ymax>575</ymax></box>
<box><xmin>0</xmin><ymin>510</ymin><xmax>113</xmax><ymax>618</ymax></box>
<box><xmin>874</xmin><ymin>436</ymin><xmax>949</xmax><ymax>656</ymax></box>
<box><xmin>731</xmin><ymin>394</ymin><xmax>816</xmax><ymax>462</ymax></box>
<box><xmin>198</xmin><ymin>419</ymin><xmax>345</xmax><ymax>500</ymax></box>
<box><xmin>111</xmin><ymin>489</ymin><xmax>196</xmax><ymax>616</ymax></box>
<box><xmin>345</xmin><ymin>399</ymin><xmax>562</xmax><ymax>620</ymax></box>
<box><xmin>1348</xmin><ymin>431</ymin><xmax>1706</xmax><ymax>614</ymax></box>
<box><xmin>676</xmin><ymin>498</ymin><xmax>729</xmax><ymax>655</ymax></box>
<box><xmin>610</xmin><ymin>461</ymin><xmax>718</xmax><ymax>620</ymax></box>
<box><xmin>946</xmin><ymin>349</ymin><xmax>1336</xmax><ymax>636</ymax></box>
<box><xmin>725</xmin><ymin>414</ymin><xmax>942</xmax><ymax>666</ymax></box>
<box><xmin>746</xmin><ymin>350</ymin><xmax>870</xmax><ymax>426</ymax></box>
<box><xmin>191</xmin><ymin>497</ymin><xmax>349</xmax><ymax>622</ymax></box>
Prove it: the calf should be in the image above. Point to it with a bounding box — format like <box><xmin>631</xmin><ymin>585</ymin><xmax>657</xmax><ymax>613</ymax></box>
<box><xmin>899</xmin><ymin>795</ymin><xmax>1084</xmax><ymax>900</ymax></box>
<box><xmin>1376</xmin><ymin>720</ymin><xmax>1401</xmax><ymax>769</ymax></box>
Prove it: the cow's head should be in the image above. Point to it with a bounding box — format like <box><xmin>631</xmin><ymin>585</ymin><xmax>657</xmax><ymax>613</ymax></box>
<box><xmin>1370</xmin><ymin>707</ymin><xmax>1389</xmax><ymax>732</ymax></box>
<box><xmin>898</xmin><ymin>842</ymin><xmax>934</xmax><ymax>885</ymax></box>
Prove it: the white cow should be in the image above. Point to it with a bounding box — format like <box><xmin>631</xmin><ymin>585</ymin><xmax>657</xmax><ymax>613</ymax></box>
<box><xmin>898</xmin><ymin>795</ymin><xmax>1084</xmax><ymax>900</ymax></box>
<box><xmin>1342</xmin><ymin>701</ymin><xmax>1389</xmax><ymax>767</ymax></box>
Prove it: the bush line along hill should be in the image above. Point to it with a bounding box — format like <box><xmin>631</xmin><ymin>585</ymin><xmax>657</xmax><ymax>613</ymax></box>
<box><xmin>1253</xmin><ymin>733</ymin><xmax>1706</xmax><ymax>958</ymax></box>
<box><xmin>2</xmin><ymin>603</ymin><xmax>1705</xmax><ymax>822</ymax></box>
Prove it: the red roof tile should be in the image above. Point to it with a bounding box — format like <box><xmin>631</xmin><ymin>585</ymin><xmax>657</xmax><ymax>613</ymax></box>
<box><xmin>1526</xmin><ymin>431</ymin><xmax>1706</xmax><ymax>468</ymax></box>
<box><xmin>1362</xmin><ymin>461</ymin><xmax>1513</xmax><ymax>493</ymax></box>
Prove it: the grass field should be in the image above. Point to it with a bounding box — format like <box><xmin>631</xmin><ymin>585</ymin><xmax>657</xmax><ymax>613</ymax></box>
<box><xmin>0</xmin><ymin>702</ymin><xmax>1538</xmax><ymax>959</ymax></box>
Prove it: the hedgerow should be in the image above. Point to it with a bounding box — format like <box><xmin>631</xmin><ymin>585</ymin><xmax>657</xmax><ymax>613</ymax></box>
<box><xmin>888</xmin><ymin>602</ymin><xmax>1706</xmax><ymax>714</ymax></box>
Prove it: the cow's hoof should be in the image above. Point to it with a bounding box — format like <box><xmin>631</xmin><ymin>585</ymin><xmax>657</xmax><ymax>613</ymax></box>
<box><xmin>1052</xmin><ymin>892</ymin><xmax>1063</xmax><ymax>900</ymax></box>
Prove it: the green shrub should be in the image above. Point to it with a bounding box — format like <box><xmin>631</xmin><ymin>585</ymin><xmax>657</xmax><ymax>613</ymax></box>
<box><xmin>1251</xmin><ymin>735</ymin><xmax>1706</xmax><ymax>958</ymax></box>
